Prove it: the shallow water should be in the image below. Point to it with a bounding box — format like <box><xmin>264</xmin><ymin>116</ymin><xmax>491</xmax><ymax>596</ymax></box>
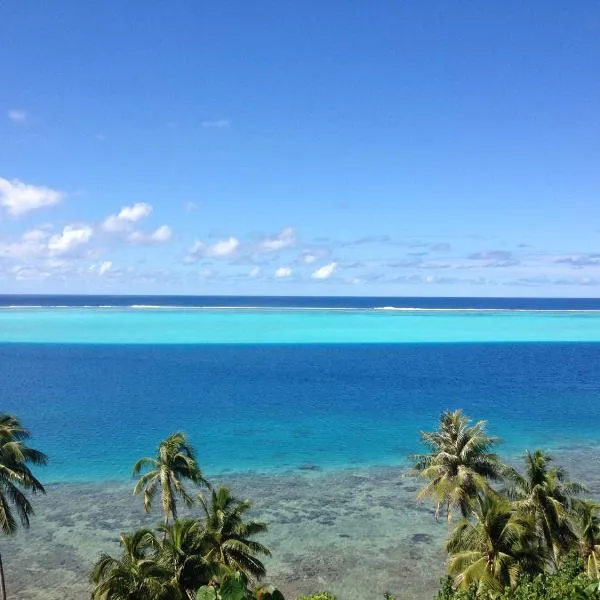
<box><xmin>0</xmin><ymin>468</ymin><xmax>467</xmax><ymax>600</ymax></box>
<box><xmin>5</xmin><ymin>450</ymin><xmax>600</xmax><ymax>600</ymax></box>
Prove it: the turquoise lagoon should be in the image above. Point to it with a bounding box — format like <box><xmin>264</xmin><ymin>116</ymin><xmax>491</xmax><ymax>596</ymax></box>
<box><xmin>1</xmin><ymin>306</ymin><xmax>600</xmax><ymax>343</ymax></box>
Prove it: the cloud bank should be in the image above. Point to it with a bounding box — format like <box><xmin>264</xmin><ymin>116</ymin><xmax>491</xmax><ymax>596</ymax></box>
<box><xmin>0</xmin><ymin>177</ymin><xmax>64</xmax><ymax>216</ymax></box>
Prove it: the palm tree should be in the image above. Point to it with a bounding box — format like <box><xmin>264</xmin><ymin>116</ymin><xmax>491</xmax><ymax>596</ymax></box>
<box><xmin>504</xmin><ymin>449</ymin><xmax>584</xmax><ymax>567</ymax></box>
<box><xmin>0</xmin><ymin>414</ymin><xmax>47</xmax><ymax>600</ymax></box>
<box><xmin>133</xmin><ymin>432</ymin><xmax>208</xmax><ymax>525</ymax></box>
<box><xmin>157</xmin><ymin>518</ymin><xmax>222</xmax><ymax>599</ymax></box>
<box><xmin>90</xmin><ymin>529</ymin><xmax>180</xmax><ymax>600</ymax></box>
<box><xmin>446</xmin><ymin>493</ymin><xmax>543</xmax><ymax>596</ymax></box>
<box><xmin>573</xmin><ymin>499</ymin><xmax>600</xmax><ymax>579</ymax></box>
<box><xmin>198</xmin><ymin>485</ymin><xmax>271</xmax><ymax>583</ymax></box>
<box><xmin>412</xmin><ymin>410</ymin><xmax>505</xmax><ymax>521</ymax></box>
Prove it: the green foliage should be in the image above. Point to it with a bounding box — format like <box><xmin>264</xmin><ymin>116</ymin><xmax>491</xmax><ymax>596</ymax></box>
<box><xmin>435</xmin><ymin>528</ymin><xmax>600</xmax><ymax>600</ymax></box>
<box><xmin>198</xmin><ymin>485</ymin><xmax>271</xmax><ymax>582</ymax></box>
<box><xmin>0</xmin><ymin>414</ymin><xmax>47</xmax><ymax>600</ymax></box>
<box><xmin>504</xmin><ymin>450</ymin><xmax>584</xmax><ymax>567</ymax></box>
<box><xmin>497</xmin><ymin>553</ymin><xmax>600</xmax><ymax>600</ymax></box>
<box><xmin>417</xmin><ymin>410</ymin><xmax>600</xmax><ymax>600</ymax></box>
<box><xmin>90</xmin><ymin>529</ymin><xmax>182</xmax><ymax>600</ymax></box>
<box><xmin>94</xmin><ymin>472</ymin><xmax>272</xmax><ymax>599</ymax></box>
<box><xmin>435</xmin><ymin>545</ymin><xmax>600</xmax><ymax>600</ymax></box>
<box><xmin>412</xmin><ymin>409</ymin><xmax>504</xmax><ymax>520</ymax></box>
<box><xmin>197</xmin><ymin>575</ymin><xmax>284</xmax><ymax>600</ymax></box>
<box><xmin>435</xmin><ymin>576</ymin><xmax>478</xmax><ymax>600</ymax></box>
<box><xmin>157</xmin><ymin>518</ymin><xmax>219</xmax><ymax>594</ymax></box>
<box><xmin>133</xmin><ymin>431</ymin><xmax>209</xmax><ymax>524</ymax></box>
<box><xmin>197</xmin><ymin>587</ymin><xmax>218</xmax><ymax>600</ymax></box>
<box><xmin>0</xmin><ymin>413</ymin><xmax>47</xmax><ymax>535</ymax></box>
<box><xmin>446</xmin><ymin>493</ymin><xmax>544</xmax><ymax>594</ymax></box>
<box><xmin>219</xmin><ymin>572</ymin><xmax>247</xmax><ymax>600</ymax></box>
<box><xmin>573</xmin><ymin>499</ymin><xmax>600</xmax><ymax>578</ymax></box>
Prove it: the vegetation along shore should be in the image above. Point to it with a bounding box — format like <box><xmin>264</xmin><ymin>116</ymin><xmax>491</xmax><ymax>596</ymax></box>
<box><xmin>1</xmin><ymin>410</ymin><xmax>600</xmax><ymax>599</ymax></box>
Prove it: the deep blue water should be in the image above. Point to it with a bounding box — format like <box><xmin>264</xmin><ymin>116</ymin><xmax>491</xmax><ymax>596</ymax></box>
<box><xmin>2</xmin><ymin>294</ymin><xmax>600</xmax><ymax>310</ymax></box>
<box><xmin>2</xmin><ymin>342</ymin><xmax>600</xmax><ymax>483</ymax></box>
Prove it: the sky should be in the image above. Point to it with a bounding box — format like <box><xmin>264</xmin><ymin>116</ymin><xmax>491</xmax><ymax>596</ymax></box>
<box><xmin>1</xmin><ymin>1</ymin><xmax>600</xmax><ymax>296</ymax></box>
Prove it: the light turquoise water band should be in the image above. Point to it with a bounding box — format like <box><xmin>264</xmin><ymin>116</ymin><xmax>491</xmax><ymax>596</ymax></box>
<box><xmin>1</xmin><ymin>308</ymin><xmax>600</xmax><ymax>343</ymax></box>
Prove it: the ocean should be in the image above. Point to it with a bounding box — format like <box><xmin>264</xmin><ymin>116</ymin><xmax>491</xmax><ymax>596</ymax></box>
<box><xmin>1</xmin><ymin>295</ymin><xmax>600</xmax><ymax>599</ymax></box>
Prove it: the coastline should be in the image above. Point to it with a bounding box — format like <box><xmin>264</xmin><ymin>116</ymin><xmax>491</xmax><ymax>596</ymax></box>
<box><xmin>7</xmin><ymin>449</ymin><xmax>600</xmax><ymax>600</ymax></box>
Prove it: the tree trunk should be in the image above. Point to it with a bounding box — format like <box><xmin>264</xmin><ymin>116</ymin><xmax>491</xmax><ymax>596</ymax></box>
<box><xmin>0</xmin><ymin>552</ymin><xmax>7</xmax><ymax>600</ymax></box>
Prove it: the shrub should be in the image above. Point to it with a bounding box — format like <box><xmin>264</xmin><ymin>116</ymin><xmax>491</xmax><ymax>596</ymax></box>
<box><xmin>434</xmin><ymin>555</ymin><xmax>600</xmax><ymax>600</ymax></box>
<box><xmin>435</xmin><ymin>576</ymin><xmax>478</xmax><ymax>600</ymax></box>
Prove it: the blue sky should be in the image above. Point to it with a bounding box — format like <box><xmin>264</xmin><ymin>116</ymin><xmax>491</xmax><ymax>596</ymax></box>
<box><xmin>1</xmin><ymin>1</ymin><xmax>599</xmax><ymax>296</ymax></box>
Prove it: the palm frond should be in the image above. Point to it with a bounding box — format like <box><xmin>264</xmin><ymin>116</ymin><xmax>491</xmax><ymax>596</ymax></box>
<box><xmin>0</xmin><ymin>413</ymin><xmax>46</xmax><ymax>536</ymax></box>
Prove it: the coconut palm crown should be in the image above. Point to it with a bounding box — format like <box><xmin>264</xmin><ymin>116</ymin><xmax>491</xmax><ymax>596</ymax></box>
<box><xmin>133</xmin><ymin>432</ymin><xmax>208</xmax><ymax>525</ymax></box>
<box><xmin>412</xmin><ymin>409</ymin><xmax>504</xmax><ymax>520</ymax></box>
<box><xmin>0</xmin><ymin>413</ymin><xmax>47</xmax><ymax>600</ymax></box>
<box><xmin>504</xmin><ymin>449</ymin><xmax>584</xmax><ymax>567</ymax></box>
<box><xmin>573</xmin><ymin>499</ymin><xmax>600</xmax><ymax>580</ymax></box>
<box><xmin>0</xmin><ymin>413</ymin><xmax>47</xmax><ymax>534</ymax></box>
<box><xmin>156</xmin><ymin>518</ymin><xmax>223</xmax><ymax>598</ymax></box>
<box><xmin>198</xmin><ymin>485</ymin><xmax>271</xmax><ymax>582</ymax></box>
<box><xmin>446</xmin><ymin>493</ymin><xmax>544</xmax><ymax>596</ymax></box>
<box><xmin>90</xmin><ymin>529</ymin><xmax>180</xmax><ymax>600</ymax></box>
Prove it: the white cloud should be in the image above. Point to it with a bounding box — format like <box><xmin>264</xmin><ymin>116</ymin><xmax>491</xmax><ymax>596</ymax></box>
<box><xmin>8</xmin><ymin>110</ymin><xmax>27</xmax><ymax>123</ymax></box>
<box><xmin>185</xmin><ymin>237</ymin><xmax>239</xmax><ymax>262</ymax></box>
<box><xmin>202</xmin><ymin>119</ymin><xmax>230</xmax><ymax>129</ymax></box>
<box><xmin>301</xmin><ymin>252</ymin><xmax>318</xmax><ymax>264</ymax></box>
<box><xmin>119</xmin><ymin>203</ymin><xmax>152</xmax><ymax>221</ymax></box>
<box><xmin>206</xmin><ymin>237</ymin><xmax>239</xmax><ymax>257</ymax></box>
<box><xmin>257</xmin><ymin>227</ymin><xmax>295</xmax><ymax>253</ymax></box>
<box><xmin>0</xmin><ymin>177</ymin><xmax>64</xmax><ymax>216</ymax></box>
<box><xmin>0</xmin><ymin>227</ymin><xmax>51</xmax><ymax>260</ymax></box>
<box><xmin>102</xmin><ymin>202</ymin><xmax>152</xmax><ymax>232</ymax></box>
<box><xmin>311</xmin><ymin>262</ymin><xmax>338</xmax><ymax>280</ymax></box>
<box><xmin>1</xmin><ymin>223</ymin><xmax>94</xmax><ymax>265</ymax></box>
<box><xmin>149</xmin><ymin>225</ymin><xmax>172</xmax><ymax>243</ymax></box>
<box><xmin>99</xmin><ymin>261</ymin><xmax>112</xmax><ymax>275</ymax></box>
<box><xmin>101</xmin><ymin>203</ymin><xmax>170</xmax><ymax>246</ymax></box>
<box><xmin>249</xmin><ymin>266</ymin><xmax>260</xmax><ymax>278</ymax></box>
<box><xmin>47</xmin><ymin>225</ymin><xmax>93</xmax><ymax>255</ymax></box>
<box><xmin>275</xmin><ymin>266</ymin><xmax>292</xmax><ymax>278</ymax></box>
<box><xmin>127</xmin><ymin>225</ymin><xmax>172</xmax><ymax>245</ymax></box>
<box><xmin>102</xmin><ymin>216</ymin><xmax>125</xmax><ymax>232</ymax></box>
